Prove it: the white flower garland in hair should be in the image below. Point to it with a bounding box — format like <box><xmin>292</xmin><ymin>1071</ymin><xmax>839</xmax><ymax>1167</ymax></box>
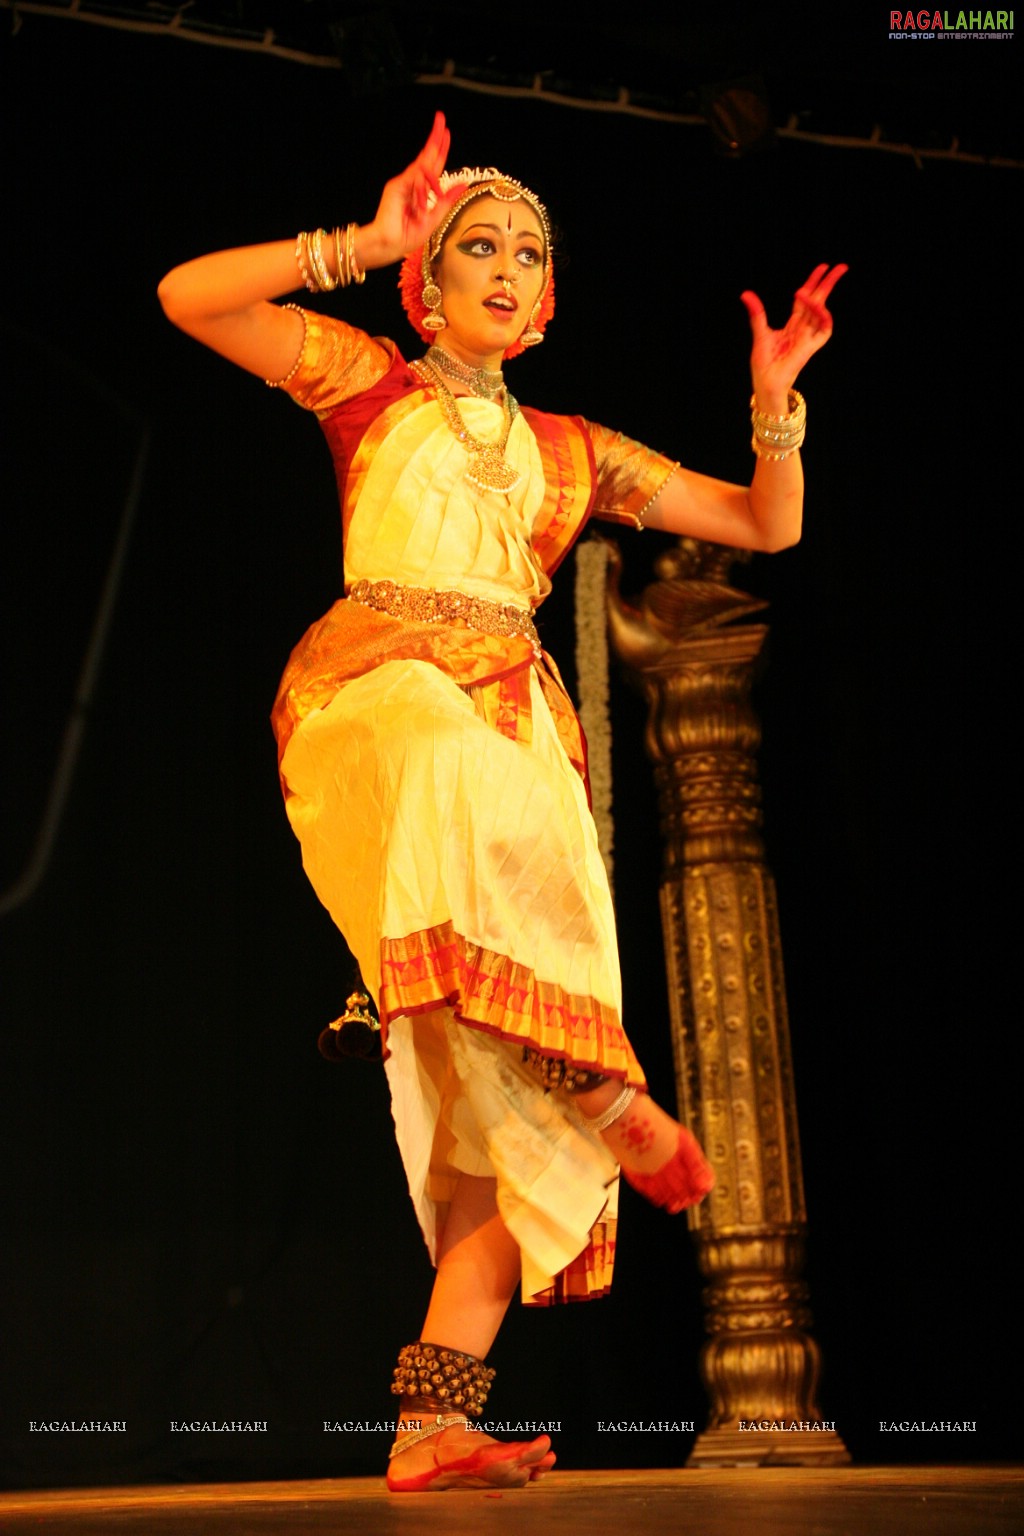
<box><xmin>439</xmin><ymin>167</ymin><xmax>504</xmax><ymax>191</ymax></box>
<box><xmin>574</xmin><ymin>539</ymin><xmax>615</xmax><ymax>894</ymax></box>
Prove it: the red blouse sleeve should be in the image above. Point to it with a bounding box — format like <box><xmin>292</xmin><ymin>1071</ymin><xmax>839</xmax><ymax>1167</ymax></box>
<box><xmin>271</xmin><ymin>308</ymin><xmax>394</xmax><ymax>416</ymax></box>
<box><xmin>579</xmin><ymin>417</ymin><xmax>678</xmax><ymax>529</ymax></box>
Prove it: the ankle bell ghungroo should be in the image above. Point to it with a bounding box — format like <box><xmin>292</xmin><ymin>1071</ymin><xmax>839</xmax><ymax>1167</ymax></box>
<box><xmin>390</xmin><ymin>1341</ymin><xmax>496</xmax><ymax>1418</ymax></box>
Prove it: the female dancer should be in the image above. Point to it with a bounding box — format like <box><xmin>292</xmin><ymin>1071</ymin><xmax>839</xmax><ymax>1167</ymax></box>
<box><xmin>158</xmin><ymin>112</ymin><xmax>844</xmax><ymax>1491</ymax></box>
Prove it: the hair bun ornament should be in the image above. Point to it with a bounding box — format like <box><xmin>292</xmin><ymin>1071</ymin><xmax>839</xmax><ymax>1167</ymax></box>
<box><xmin>317</xmin><ymin>990</ymin><xmax>382</xmax><ymax>1062</ymax></box>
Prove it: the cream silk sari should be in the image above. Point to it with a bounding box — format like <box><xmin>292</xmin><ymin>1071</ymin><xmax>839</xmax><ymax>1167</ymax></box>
<box><xmin>272</xmin><ymin>312</ymin><xmax>675</xmax><ymax>1302</ymax></box>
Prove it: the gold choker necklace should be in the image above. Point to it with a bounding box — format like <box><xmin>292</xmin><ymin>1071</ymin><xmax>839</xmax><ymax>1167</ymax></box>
<box><xmin>424</xmin><ymin>345</ymin><xmax>505</xmax><ymax>401</ymax></box>
<box><xmin>411</xmin><ymin>358</ymin><xmax>521</xmax><ymax>494</ymax></box>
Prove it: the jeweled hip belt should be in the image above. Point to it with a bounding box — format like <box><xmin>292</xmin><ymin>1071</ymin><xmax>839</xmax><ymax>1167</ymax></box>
<box><xmin>347</xmin><ymin>579</ymin><xmax>541</xmax><ymax>653</ymax></box>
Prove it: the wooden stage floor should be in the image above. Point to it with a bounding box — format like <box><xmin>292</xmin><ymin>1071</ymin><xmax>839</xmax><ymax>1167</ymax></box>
<box><xmin>0</xmin><ymin>1467</ymin><xmax>1020</xmax><ymax>1535</ymax></box>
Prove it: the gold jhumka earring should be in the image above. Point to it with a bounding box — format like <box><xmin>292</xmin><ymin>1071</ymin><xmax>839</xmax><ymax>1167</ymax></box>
<box><xmin>519</xmin><ymin>294</ymin><xmax>545</xmax><ymax>348</ymax></box>
<box><xmin>421</xmin><ymin>277</ymin><xmax>447</xmax><ymax>331</ymax></box>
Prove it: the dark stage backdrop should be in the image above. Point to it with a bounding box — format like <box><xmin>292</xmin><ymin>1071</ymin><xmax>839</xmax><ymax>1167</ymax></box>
<box><xmin>1</xmin><ymin>13</ymin><xmax>1019</xmax><ymax>1490</ymax></box>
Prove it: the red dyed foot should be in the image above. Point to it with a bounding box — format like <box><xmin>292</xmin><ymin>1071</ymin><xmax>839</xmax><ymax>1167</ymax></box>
<box><xmin>621</xmin><ymin>1126</ymin><xmax>716</xmax><ymax>1215</ymax></box>
<box><xmin>386</xmin><ymin>1425</ymin><xmax>555</xmax><ymax>1492</ymax></box>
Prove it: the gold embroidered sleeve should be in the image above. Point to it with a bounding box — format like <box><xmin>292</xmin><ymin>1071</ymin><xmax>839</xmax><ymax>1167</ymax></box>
<box><xmin>581</xmin><ymin>417</ymin><xmax>679</xmax><ymax>530</ymax></box>
<box><xmin>277</xmin><ymin>309</ymin><xmax>393</xmax><ymax>416</ymax></box>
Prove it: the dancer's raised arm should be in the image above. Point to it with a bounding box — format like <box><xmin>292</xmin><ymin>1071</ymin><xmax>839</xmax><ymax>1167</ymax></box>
<box><xmin>156</xmin><ymin>111</ymin><xmax>466</xmax><ymax>382</ymax></box>
<box><xmin>644</xmin><ymin>262</ymin><xmax>847</xmax><ymax>551</ymax></box>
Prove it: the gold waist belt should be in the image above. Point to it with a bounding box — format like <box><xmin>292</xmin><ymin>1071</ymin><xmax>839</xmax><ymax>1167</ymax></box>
<box><xmin>347</xmin><ymin>579</ymin><xmax>541</xmax><ymax>654</ymax></box>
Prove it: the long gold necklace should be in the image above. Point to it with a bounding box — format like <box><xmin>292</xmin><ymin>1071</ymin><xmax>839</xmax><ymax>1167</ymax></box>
<box><xmin>411</xmin><ymin>357</ymin><xmax>521</xmax><ymax>494</ymax></box>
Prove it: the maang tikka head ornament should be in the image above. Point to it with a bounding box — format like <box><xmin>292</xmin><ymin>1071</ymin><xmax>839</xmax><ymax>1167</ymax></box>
<box><xmin>399</xmin><ymin>167</ymin><xmax>555</xmax><ymax>358</ymax></box>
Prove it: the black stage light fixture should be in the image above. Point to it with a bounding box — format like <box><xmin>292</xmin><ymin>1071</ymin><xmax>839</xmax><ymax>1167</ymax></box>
<box><xmin>699</xmin><ymin>74</ymin><xmax>776</xmax><ymax>156</ymax></box>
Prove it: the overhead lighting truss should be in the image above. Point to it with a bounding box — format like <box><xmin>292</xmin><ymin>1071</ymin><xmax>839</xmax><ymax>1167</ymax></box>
<box><xmin>3</xmin><ymin>0</ymin><xmax>1021</xmax><ymax>170</ymax></box>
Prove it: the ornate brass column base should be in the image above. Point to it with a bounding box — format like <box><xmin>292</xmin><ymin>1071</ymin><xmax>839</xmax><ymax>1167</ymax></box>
<box><xmin>688</xmin><ymin>1426</ymin><xmax>851</xmax><ymax>1467</ymax></box>
<box><xmin>686</xmin><ymin>1228</ymin><xmax>849</xmax><ymax>1464</ymax></box>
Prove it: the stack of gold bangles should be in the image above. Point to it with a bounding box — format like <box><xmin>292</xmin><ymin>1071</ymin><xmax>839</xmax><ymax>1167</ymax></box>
<box><xmin>295</xmin><ymin>224</ymin><xmax>365</xmax><ymax>292</ymax></box>
<box><xmin>751</xmin><ymin>390</ymin><xmax>806</xmax><ymax>460</ymax></box>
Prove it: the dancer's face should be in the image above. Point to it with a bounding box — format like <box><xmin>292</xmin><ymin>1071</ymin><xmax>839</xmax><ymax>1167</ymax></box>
<box><xmin>433</xmin><ymin>196</ymin><xmax>546</xmax><ymax>368</ymax></box>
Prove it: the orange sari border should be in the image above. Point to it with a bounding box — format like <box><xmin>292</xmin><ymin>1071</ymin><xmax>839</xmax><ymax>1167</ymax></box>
<box><xmin>522</xmin><ymin>409</ymin><xmax>598</xmax><ymax>581</ymax></box>
<box><xmin>379</xmin><ymin>921</ymin><xmax>646</xmax><ymax>1087</ymax></box>
<box><xmin>527</xmin><ymin>1218</ymin><xmax>617</xmax><ymax>1307</ymax></box>
<box><xmin>337</xmin><ymin>381</ymin><xmax>432</xmax><ymax>543</ymax></box>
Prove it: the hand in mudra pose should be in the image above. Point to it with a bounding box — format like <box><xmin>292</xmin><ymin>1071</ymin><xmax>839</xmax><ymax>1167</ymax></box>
<box><xmin>366</xmin><ymin>111</ymin><xmax>469</xmax><ymax>264</ymax></box>
<box><xmin>742</xmin><ymin>262</ymin><xmax>847</xmax><ymax>411</ymax></box>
